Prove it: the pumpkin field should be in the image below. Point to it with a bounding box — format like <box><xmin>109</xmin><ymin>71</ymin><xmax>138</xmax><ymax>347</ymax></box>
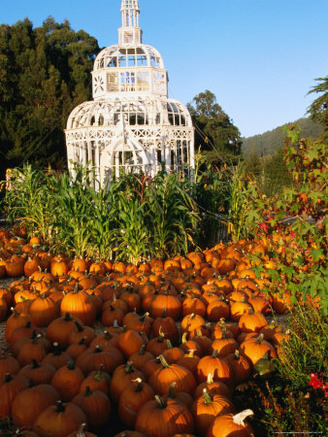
<box><xmin>0</xmin><ymin>128</ymin><xmax>326</xmax><ymax>436</ymax></box>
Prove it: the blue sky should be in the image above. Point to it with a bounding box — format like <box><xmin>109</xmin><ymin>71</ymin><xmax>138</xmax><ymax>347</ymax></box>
<box><xmin>1</xmin><ymin>0</ymin><xmax>328</xmax><ymax>137</ymax></box>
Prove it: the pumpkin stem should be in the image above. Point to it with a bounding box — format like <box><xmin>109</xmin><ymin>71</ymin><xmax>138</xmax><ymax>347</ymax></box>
<box><xmin>132</xmin><ymin>377</ymin><xmax>144</xmax><ymax>392</ymax></box>
<box><xmin>75</xmin><ymin>321</ymin><xmax>84</xmax><ymax>332</ymax></box>
<box><xmin>124</xmin><ymin>361</ymin><xmax>135</xmax><ymax>374</ymax></box>
<box><xmin>78</xmin><ymin>336</ymin><xmax>87</xmax><ymax>345</ymax></box>
<box><xmin>168</xmin><ymin>382</ymin><xmax>177</xmax><ymax>398</ymax></box>
<box><xmin>234</xmin><ymin>350</ymin><xmax>240</xmax><ymax>360</ymax></box>
<box><xmin>166</xmin><ymin>339</ymin><xmax>173</xmax><ymax>349</ymax></box>
<box><xmin>67</xmin><ymin>359</ymin><xmax>76</xmax><ymax>370</ymax></box>
<box><xmin>203</xmin><ymin>388</ymin><xmax>213</xmax><ymax>405</ymax></box>
<box><xmin>94</xmin><ymin>365</ymin><xmax>105</xmax><ymax>381</ymax></box>
<box><xmin>51</xmin><ymin>342</ymin><xmax>63</xmax><ymax>356</ymax></box>
<box><xmin>181</xmin><ymin>332</ymin><xmax>188</xmax><ymax>344</ymax></box>
<box><xmin>162</xmin><ymin>307</ymin><xmax>167</xmax><ymax>318</ymax></box>
<box><xmin>5</xmin><ymin>373</ymin><xmax>13</xmax><ymax>383</ymax></box>
<box><xmin>10</xmin><ymin>307</ymin><xmax>20</xmax><ymax>317</ymax></box>
<box><xmin>232</xmin><ymin>409</ymin><xmax>254</xmax><ymax>426</ymax></box>
<box><xmin>158</xmin><ymin>354</ymin><xmax>170</xmax><ymax>368</ymax></box>
<box><xmin>55</xmin><ymin>400</ymin><xmax>66</xmax><ymax>413</ymax></box>
<box><xmin>138</xmin><ymin>344</ymin><xmax>146</xmax><ymax>355</ymax></box>
<box><xmin>256</xmin><ymin>333</ymin><xmax>264</xmax><ymax>344</ymax></box>
<box><xmin>64</xmin><ymin>312</ymin><xmax>73</xmax><ymax>321</ymax></box>
<box><xmin>157</xmin><ymin>327</ymin><xmax>165</xmax><ymax>342</ymax></box>
<box><xmin>31</xmin><ymin>358</ymin><xmax>40</xmax><ymax>368</ymax></box>
<box><xmin>103</xmin><ymin>330</ymin><xmax>113</xmax><ymax>340</ymax></box>
<box><xmin>155</xmin><ymin>395</ymin><xmax>167</xmax><ymax>409</ymax></box>
<box><xmin>75</xmin><ymin>423</ymin><xmax>88</xmax><ymax>437</ymax></box>
<box><xmin>84</xmin><ymin>385</ymin><xmax>93</xmax><ymax>397</ymax></box>
<box><xmin>187</xmin><ymin>349</ymin><xmax>196</xmax><ymax>358</ymax></box>
<box><xmin>206</xmin><ymin>372</ymin><xmax>214</xmax><ymax>384</ymax></box>
<box><xmin>211</xmin><ymin>349</ymin><xmax>219</xmax><ymax>359</ymax></box>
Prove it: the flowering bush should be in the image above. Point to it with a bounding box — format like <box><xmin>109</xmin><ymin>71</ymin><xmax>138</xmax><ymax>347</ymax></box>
<box><xmin>229</xmin><ymin>125</ymin><xmax>328</xmax><ymax>314</ymax></box>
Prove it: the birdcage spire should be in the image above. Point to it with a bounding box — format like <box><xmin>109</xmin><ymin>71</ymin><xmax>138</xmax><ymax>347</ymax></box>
<box><xmin>119</xmin><ymin>0</ymin><xmax>142</xmax><ymax>44</ymax></box>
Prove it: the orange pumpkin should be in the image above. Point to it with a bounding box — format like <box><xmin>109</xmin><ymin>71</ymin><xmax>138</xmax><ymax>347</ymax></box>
<box><xmin>206</xmin><ymin>409</ymin><xmax>254</xmax><ymax>437</ymax></box>
<box><xmin>33</xmin><ymin>400</ymin><xmax>87</xmax><ymax>437</ymax></box>
<box><xmin>135</xmin><ymin>396</ymin><xmax>194</xmax><ymax>437</ymax></box>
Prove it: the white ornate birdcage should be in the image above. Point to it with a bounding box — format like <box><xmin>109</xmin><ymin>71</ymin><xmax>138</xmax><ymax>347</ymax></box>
<box><xmin>65</xmin><ymin>0</ymin><xmax>194</xmax><ymax>188</ymax></box>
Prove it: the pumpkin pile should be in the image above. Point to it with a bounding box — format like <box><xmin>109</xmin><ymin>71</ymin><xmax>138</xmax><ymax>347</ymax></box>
<box><xmin>0</xmin><ymin>226</ymin><xmax>290</xmax><ymax>436</ymax></box>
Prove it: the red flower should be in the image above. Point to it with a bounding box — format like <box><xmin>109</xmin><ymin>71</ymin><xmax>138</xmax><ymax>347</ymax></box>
<box><xmin>309</xmin><ymin>373</ymin><xmax>324</xmax><ymax>390</ymax></box>
<box><xmin>259</xmin><ymin>222</ymin><xmax>269</xmax><ymax>234</ymax></box>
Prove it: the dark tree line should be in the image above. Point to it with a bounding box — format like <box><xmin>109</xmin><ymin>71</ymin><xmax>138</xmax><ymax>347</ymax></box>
<box><xmin>0</xmin><ymin>17</ymin><xmax>100</xmax><ymax>179</ymax></box>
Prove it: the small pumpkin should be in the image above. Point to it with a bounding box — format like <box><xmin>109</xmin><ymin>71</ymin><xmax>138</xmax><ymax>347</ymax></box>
<box><xmin>109</xmin><ymin>361</ymin><xmax>145</xmax><ymax>403</ymax></box>
<box><xmin>72</xmin><ymin>385</ymin><xmax>111</xmax><ymax>430</ymax></box>
<box><xmin>206</xmin><ymin>409</ymin><xmax>254</xmax><ymax>437</ymax></box>
<box><xmin>51</xmin><ymin>359</ymin><xmax>85</xmax><ymax>401</ymax></box>
<box><xmin>118</xmin><ymin>378</ymin><xmax>155</xmax><ymax>428</ymax></box>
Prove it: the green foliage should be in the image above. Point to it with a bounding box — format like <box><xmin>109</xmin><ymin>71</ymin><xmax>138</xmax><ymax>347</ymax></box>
<box><xmin>1</xmin><ymin>165</ymin><xmax>201</xmax><ymax>263</ymax></box>
<box><xmin>236</xmin><ymin>125</ymin><xmax>328</xmax><ymax>314</ymax></box>
<box><xmin>49</xmin><ymin>166</ymin><xmax>97</xmax><ymax>257</ymax></box>
<box><xmin>307</xmin><ymin>75</ymin><xmax>328</xmax><ymax>137</ymax></box>
<box><xmin>0</xmin><ymin>18</ymin><xmax>100</xmax><ymax>178</ymax></box>
<box><xmin>3</xmin><ymin>164</ymin><xmax>53</xmax><ymax>241</ymax></box>
<box><xmin>187</xmin><ymin>90</ymin><xmax>242</xmax><ymax>165</ymax></box>
<box><xmin>256</xmin><ymin>302</ymin><xmax>328</xmax><ymax>435</ymax></box>
<box><xmin>260</xmin><ymin>149</ymin><xmax>294</xmax><ymax>196</ymax></box>
<box><xmin>191</xmin><ymin>151</ymin><xmax>231</xmax><ymax>247</ymax></box>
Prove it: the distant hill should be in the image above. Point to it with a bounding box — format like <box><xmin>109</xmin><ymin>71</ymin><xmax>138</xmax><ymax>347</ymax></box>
<box><xmin>242</xmin><ymin>118</ymin><xmax>324</xmax><ymax>157</ymax></box>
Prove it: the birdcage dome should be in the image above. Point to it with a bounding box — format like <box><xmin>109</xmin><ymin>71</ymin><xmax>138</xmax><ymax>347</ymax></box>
<box><xmin>94</xmin><ymin>44</ymin><xmax>165</xmax><ymax>72</ymax></box>
<box><xmin>65</xmin><ymin>0</ymin><xmax>194</xmax><ymax>188</ymax></box>
<box><xmin>67</xmin><ymin>97</ymin><xmax>193</xmax><ymax>130</ymax></box>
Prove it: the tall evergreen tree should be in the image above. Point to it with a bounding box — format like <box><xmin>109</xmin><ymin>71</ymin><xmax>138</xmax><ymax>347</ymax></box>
<box><xmin>0</xmin><ymin>17</ymin><xmax>100</xmax><ymax>179</ymax></box>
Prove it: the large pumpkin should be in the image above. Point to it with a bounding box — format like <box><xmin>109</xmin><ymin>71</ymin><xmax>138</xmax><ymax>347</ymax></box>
<box><xmin>60</xmin><ymin>289</ymin><xmax>96</xmax><ymax>326</ymax></box>
<box><xmin>11</xmin><ymin>384</ymin><xmax>60</xmax><ymax>428</ymax></box>
<box><xmin>118</xmin><ymin>378</ymin><xmax>155</xmax><ymax>428</ymax></box>
<box><xmin>191</xmin><ymin>389</ymin><xmax>235</xmax><ymax>435</ymax></box>
<box><xmin>148</xmin><ymin>355</ymin><xmax>197</xmax><ymax>396</ymax></box>
<box><xmin>196</xmin><ymin>350</ymin><xmax>232</xmax><ymax>387</ymax></box>
<box><xmin>135</xmin><ymin>396</ymin><xmax>194</xmax><ymax>437</ymax></box>
<box><xmin>33</xmin><ymin>400</ymin><xmax>88</xmax><ymax>437</ymax></box>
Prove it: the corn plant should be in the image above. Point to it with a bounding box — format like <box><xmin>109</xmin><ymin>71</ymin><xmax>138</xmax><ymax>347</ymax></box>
<box><xmin>147</xmin><ymin>171</ymin><xmax>200</xmax><ymax>259</ymax></box>
<box><xmin>2</xmin><ymin>164</ymin><xmax>53</xmax><ymax>241</ymax></box>
<box><xmin>227</xmin><ymin>165</ymin><xmax>248</xmax><ymax>241</ymax></box>
<box><xmin>87</xmin><ymin>182</ymin><xmax>115</xmax><ymax>260</ymax></box>
<box><xmin>49</xmin><ymin>165</ymin><xmax>96</xmax><ymax>257</ymax></box>
<box><xmin>109</xmin><ymin>191</ymin><xmax>150</xmax><ymax>264</ymax></box>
